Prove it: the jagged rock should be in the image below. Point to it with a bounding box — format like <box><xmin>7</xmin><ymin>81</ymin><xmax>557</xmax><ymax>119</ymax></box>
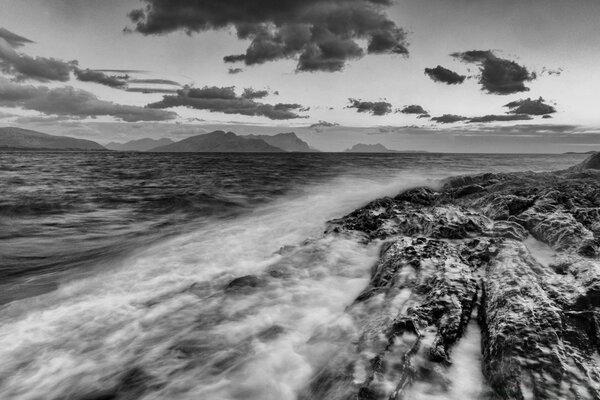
<box><xmin>300</xmin><ymin>237</ymin><xmax>479</xmax><ymax>400</ymax></box>
<box><xmin>305</xmin><ymin>153</ymin><xmax>600</xmax><ymax>399</ymax></box>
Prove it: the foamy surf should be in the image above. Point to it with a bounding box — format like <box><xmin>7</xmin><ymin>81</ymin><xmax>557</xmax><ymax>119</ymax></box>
<box><xmin>0</xmin><ymin>172</ymin><xmax>437</xmax><ymax>400</ymax></box>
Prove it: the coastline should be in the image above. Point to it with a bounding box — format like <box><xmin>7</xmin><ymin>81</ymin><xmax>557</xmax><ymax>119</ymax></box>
<box><xmin>293</xmin><ymin>152</ymin><xmax>600</xmax><ymax>399</ymax></box>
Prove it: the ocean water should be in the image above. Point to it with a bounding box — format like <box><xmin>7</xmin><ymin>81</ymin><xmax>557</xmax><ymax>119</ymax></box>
<box><xmin>0</xmin><ymin>152</ymin><xmax>586</xmax><ymax>399</ymax></box>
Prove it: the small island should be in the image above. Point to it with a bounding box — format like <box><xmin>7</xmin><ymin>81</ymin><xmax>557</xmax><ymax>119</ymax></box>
<box><xmin>344</xmin><ymin>143</ymin><xmax>400</xmax><ymax>153</ymax></box>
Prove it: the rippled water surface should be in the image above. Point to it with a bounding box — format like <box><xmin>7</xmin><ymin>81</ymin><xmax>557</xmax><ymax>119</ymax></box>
<box><xmin>0</xmin><ymin>151</ymin><xmax>586</xmax><ymax>399</ymax></box>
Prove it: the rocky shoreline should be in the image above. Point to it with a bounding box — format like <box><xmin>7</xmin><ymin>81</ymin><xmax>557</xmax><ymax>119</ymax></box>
<box><xmin>298</xmin><ymin>152</ymin><xmax>600</xmax><ymax>399</ymax></box>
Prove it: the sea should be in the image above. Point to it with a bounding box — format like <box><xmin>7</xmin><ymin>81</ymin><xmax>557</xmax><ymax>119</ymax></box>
<box><xmin>0</xmin><ymin>152</ymin><xmax>587</xmax><ymax>400</ymax></box>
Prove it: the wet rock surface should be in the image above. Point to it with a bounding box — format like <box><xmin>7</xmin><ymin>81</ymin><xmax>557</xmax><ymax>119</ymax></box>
<box><xmin>305</xmin><ymin>152</ymin><xmax>600</xmax><ymax>399</ymax></box>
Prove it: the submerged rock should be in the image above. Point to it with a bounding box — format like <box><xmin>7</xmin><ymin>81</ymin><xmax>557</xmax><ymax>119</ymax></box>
<box><xmin>224</xmin><ymin>275</ymin><xmax>263</xmax><ymax>293</ymax></box>
<box><xmin>306</xmin><ymin>152</ymin><xmax>600</xmax><ymax>399</ymax></box>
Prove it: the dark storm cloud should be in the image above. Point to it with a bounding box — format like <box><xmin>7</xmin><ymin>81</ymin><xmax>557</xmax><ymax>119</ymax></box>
<box><xmin>504</xmin><ymin>97</ymin><xmax>556</xmax><ymax>115</ymax></box>
<box><xmin>0</xmin><ymin>77</ymin><xmax>177</xmax><ymax>122</ymax></box>
<box><xmin>223</xmin><ymin>54</ymin><xmax>246</xmax><ymax>63</ymax></box>
<box><xmin>0</xmin><ymin>37</ymin><xmax>73</xmax><ymax>82</ymax></box>
<box><xmin>148</xmin><ymin>86</ymin><xmax>306</xmax><ymax>120</ymax></box>
<box><xmin>74</xmin><ymin>68</ymin><xmax>128</xmax><ymax>88</ymax></box>
<box><xmin>430</xmin><ymin>114</ymin><xmax>469</xmax><ymax>123</ymax></box>
<box><xmin>241</xmin><ymin>88</ymin><xmax>269</xmax><ymax>99</ymax></box>
<box><xmin>424</xmin><ymin>65</ymin><xmax>465</xmax><ymax>85</ymax></box>
<box><xmin>467</xmin><ymin>114</ymin><xmax>533</xmax><ymax>123</ymax></box>
<box><xmin>128</xmin><ymin>0</ymin><xmax>409</xmax><ymax>72</ymax></box>
<box><xmin>451</xmin><ymin>50</ymin><xmax>536</xmax><ymax>94</ymax></box>
<box><xmin>347</xmin><ymin>98</ymin><xmax>392</xmax><ymax>116</ymax></box>
<box><xmin>400</xmin><ymin>104</ymin><xmax>428</xmax><ymax>115</ymax></box>
<box><xmin>228</xmin><ymin>67</ymin><xmax>243</xmax><ymax>74</ymax></box>
<box><xmin>0</xmin><ymin>28</ymin><xmax>34</xmax><ymax>48</ymax></box>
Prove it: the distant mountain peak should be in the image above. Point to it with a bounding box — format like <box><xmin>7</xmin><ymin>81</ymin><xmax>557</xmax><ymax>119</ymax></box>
<box><xmin>244</xmin><ymin>132</ymin><xmax>316</xmax><ymax>152</ymax></box>
<box><xmin>148</xmin><ymin>130</ymin><xmax>285</xmax><ymax>152</ymax></box>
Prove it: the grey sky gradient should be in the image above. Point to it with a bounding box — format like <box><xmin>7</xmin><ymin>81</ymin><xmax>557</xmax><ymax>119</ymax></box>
<box><xmin>0</xmin><ymin>0</ymin><xmax>599</xmax><ymax>152</ymax></box>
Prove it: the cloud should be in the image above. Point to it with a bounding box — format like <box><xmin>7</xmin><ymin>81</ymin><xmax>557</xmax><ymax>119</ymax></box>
<box><xmin>0</xmin><ymin>28</ymin><xmax>34</xmax><ymax>48</ymax></box>
<box><xmin>228</xmin><ymin>67</ymin><xmax>243</xmax><ymax>74</ymax></box>
<box><xmin>347</xmin><ymin>98</ymin><xmax>392</xmax><ymax>116</ymax></box>
<box><xmin>400</xmin><ymin>104</ymin><xmax>428</xmax><ymax>115</ymax></box>
<box><xmin>0</xmin><ymin>37</ymin><xmax>73</xmax><ymax>82</ymax></box>
<box><xmin>128</xmin><ymin>78</ymin><xmax>181</xmax><ymax>85</ymax></box>
<box><xmin>467</xmin><ymin>114</ymin><xmax>532</xmax><ymax>123</ymax></box>
<box><xmin>452</xmin><ymin>50</ymin><xmax>536</xmax><ymax>94</ymax></box>
<box><xmin>476</xmin><ymin>124</ymin><xmax>580</xmax><ymax>135</ymax></box>
<box><xmin>504</xmin><ymin>97</ymin><xmax>556</xmax><ymax>115</ymax></box>
<box><xmin>431</xmin><ymin>114</ymin><xmax>469</xmax><ymax>123</ymax></box>
<box><xmin>0</xmin><ymin>77</ymin><xmax>177</xmax><ymax>122</ymax></box>
<box><xmin>187</xmin><ymin>86</ymin><xmax>237</xmax><ymax>99</ymax></box>
<box><xmin>148</xmin><ymin>86</ymin><xmax>306</xmax><ymax>120</ymax></box>
<box><xmin>223</xmin><ymin>54</ymin><xmax>246</xmax><ymax>63</ymax></box>
<box><xmin>310</xmin><ymin>120</ymin><xmax>339</xmax><ymax>129</ymax></box>
<box><xmin>241</xmin><ymin>88</ymin><xmax>269</xmax><ymax>99</ymax></box>
<box><xmin>128</xmin><ymin>0</ymin><xmax>409</xmax><ymax>72</ymax></box>
<box><xmin>126</xmin><ymin>87</ymin><xmax>179</xmax><ymax>94</ymax></box>
<box><xmin>424</xmin><ymin>65</ymin><xmax>465</xmax><ymax>85</ymax></box>
<box><xmin>74</xmin><ymin>68</ymin><xmax>128</xmax><ymax>88</ymax></box>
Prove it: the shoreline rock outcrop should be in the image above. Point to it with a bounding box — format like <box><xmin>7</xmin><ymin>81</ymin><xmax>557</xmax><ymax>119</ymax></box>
<box><xmin>303</xmin><ymin>152</ymin><xmax>600</xmax><ymax>399</ymax></box>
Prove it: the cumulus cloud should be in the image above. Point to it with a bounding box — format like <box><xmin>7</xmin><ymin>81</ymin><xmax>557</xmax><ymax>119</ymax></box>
<box><xmin>468</xmin><ymin>114</ymin><xmax>532</xmax><ymax>123</ymax></box>
<box><xmin>0</xmin><ymin>77</ymin><xmax>177</xmax><ymax>122</ymax></box>
<box><xmin>504</xmin><ymin>97</ymin><xmax>556</xmax><ymax>115</ymax></box>
<box><xmin>430</xmin><ymin>114</ymin><xmax>469</xmax><ymax>123</ymax></box>
<box><xmin>147</xmin><ymin>86</ymin><xmax>306</xmax><ymax>120</ymax></box>
<box><xmin>228</xmin><ymin>67</ymin><xmax>243</xmax><ymax>74</ymax></box>
<box><xmin>347</xmin><ymin>98</ymin><xmax>392</xmax><ymax>116</ymax></box>
<box><xmin>424</xmin><ymin>65</ymin><xmax>465</xmax><ymax>85</ymax></box>
<box><xmin>0</xmin><ymin>37</ymin><xmax>73</xmax><ymax>82</ymax></box>
<box><xmin>128</xmin><ymin>0</ymin><xmax>409</xmax><ymax>72</ymax></box>
<box><xmin>400</xmin><ymin>104</ymin><xmax>428</xmax><ymax>115</ymax></box>
<box><xmin>452</xmin><ymin>50</ymin><xmax>536</xmax><ymax>94</ymax></box>
<box><xmin>74</xmin><ymin>68</ymin><xmax>128</xmax><ymax>88</ymax></box>
<box><xmin>241</xmin><ymin>88</ymin><xmax>269</xmax><ymax>99</ymax></box>
<box><xmin>0</xmin><ymin>28</ymin><xmax>34</xmax><ymax>48</ymax></box>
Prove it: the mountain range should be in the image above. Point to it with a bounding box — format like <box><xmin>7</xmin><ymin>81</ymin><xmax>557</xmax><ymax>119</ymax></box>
<box><xmin>149</xmin><ymin>131</ymin><xmax>284</xmax><ymax>152</ymax></box>
<box><xmin>0</xmin><ymin>127</ymin><xmax>105</xmax><ymax>150</ymax></box>
<box><xmin>0</xmin><ymin>127</ymin><xmax>417</xmax><ymax>153</ymax></box>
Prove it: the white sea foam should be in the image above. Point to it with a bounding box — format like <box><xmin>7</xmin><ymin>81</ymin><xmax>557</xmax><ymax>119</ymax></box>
<box><xmin>402</xmin><ymin>318</ymin><xmax>487</xmax><ymax>400</ymax></box>
<box><xmin>0</xmin><ymin>172</ymin><xmax>437</xmax><ymax>400</ymax></box>
<box><xmin>524</xmin><ymin>235</ymin><xmax>557</xmax><ymax>267</ymax></box>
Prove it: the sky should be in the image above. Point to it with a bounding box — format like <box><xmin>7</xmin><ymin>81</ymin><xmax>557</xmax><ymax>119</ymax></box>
<box><xmin>0</xmin><ymin>0</ymin><xmax>599</xmax><ymax>152</ymax></box>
